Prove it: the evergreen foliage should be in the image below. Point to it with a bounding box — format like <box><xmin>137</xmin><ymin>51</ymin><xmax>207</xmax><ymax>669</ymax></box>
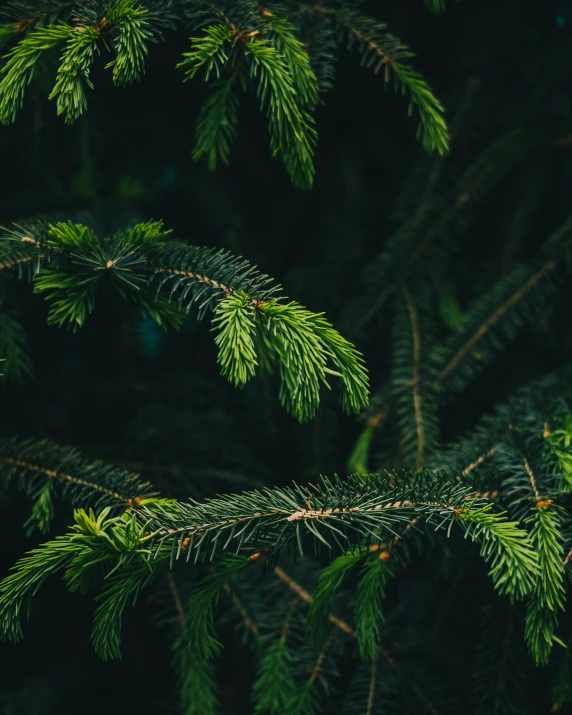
<box><xmin>0</xmin><ymin>219</ymin><xmax>369</xmax><ymax>421</ymax></box>
<box><xmin>0</xmin><ymin>0</ymin><xmax>449</xmax><ymax>188</ymax></box>
<box><xmin>1</xmin><ymin>1</ymin><xmax>572</xmax><ymax>713</ymax></box>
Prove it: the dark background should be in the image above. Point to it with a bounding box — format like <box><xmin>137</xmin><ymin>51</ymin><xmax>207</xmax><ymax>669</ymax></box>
<box><xmin>1</xmin><ymin>0</ymin><xmax>572</xmax><ymax>712</ymax></box>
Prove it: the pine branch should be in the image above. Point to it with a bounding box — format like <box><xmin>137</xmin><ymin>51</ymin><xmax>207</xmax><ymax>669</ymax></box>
<box><xmin>524</xmin><ymin>505</ymin><xmax>566</xmax><ymax>666</ymax></box>
<box><xmin>0</xmin><ymin>23</ymin><xmax>72</xmax><ymax>124</ymax></box>
<box><xmin>0</xmin><ymin>507</ymin><xmax>146</xmax><ymax>641</ymax></box>
<box><xmin>166</xmin><ymin>570</ymin><xmax>220</xmax><ymax>715</ymax></box>
<box><xmin>306</xmin><ymin>549</ymin><xmax>365</xmax><ymax>645</ymax></box>
<box><xmin>181</xmin><ymin>554</ymin><xmax>253</xmax><ymax>659</ymax></box>
<box><xmin>323</xmin><ymin>7</ymin><xmax>449</xmax><ymax>155</ymax></box>
<box><xmin>392</xmin><ymin>285</ymin><xmax>439</xmax><ymax>469</ymax></box>
<box><xmin>355</xmin><ymin>556</ymin><xmax>391</xmax><ymax>660</ymax></box>
<box><xmin>91</xmin><ymin>559</ymin><xmax>154</xmax><ymax>660</ymax></box>
<box><xmin>192</xmin><ymin>76</ymin><xmax>240</xmax><ymax>170</ymax></box>
<box><xmin>0</xmin><ymin>436</ymin><xmax>158</xmax><ymax>533</ymax></box>
<box><xmin>48</xmin><ymin>25</ymin><xmax>99</xmax><ymax>122</ymax></box>
<box><xmin>260</xmin><ymin>13</ymin><xmax>319</xmax><ymax>109</ymax></box>
<box><xmin>105</xmin><ymin>0</ymin><xmax>159</xmax><ymax>87</ymax></box>
<box><xmin>245</xmin><ymin>37</ymin><xmax>316</xmax><ymax>189</ymax></box>
<box><xmin>253</xmin><ymin>628</ymin><xmax>297</xmax><ymax>714</ymax></box>
<box><xmin>0</xmin><ymin>219</ymin><xmax>369</xmax><ymax>421</ymax></box>
<box><xmin>0</xmin><ymin>0</ymin><xmax>84</xmax><ymax>30</ymax></box>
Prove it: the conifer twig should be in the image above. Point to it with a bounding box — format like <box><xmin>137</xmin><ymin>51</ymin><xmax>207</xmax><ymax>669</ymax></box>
<box><xmin>0</xmin><ymin>456</ymin><xmax>134</xmax><ymax>506</ymax></box>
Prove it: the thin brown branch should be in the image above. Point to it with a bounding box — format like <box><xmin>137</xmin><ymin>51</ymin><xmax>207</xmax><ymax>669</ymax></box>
<box><xmin>523</xmin><ymin>458</ymin><xmax>541</xmax><ymax>502</ymax></box>
<box><xmin>165</xmin><ymin>568</ymin><xmax>186</xmax><ymax>628</ymax></box>
<box><xmin>462</xmin><ymin>447</ymin><xmax>497</xmax><ymax>477</ymax></box>
<box><xmin>226</xmin><ymin>586</ymin><xmax>258</xmax><ymax>636</ymax></box>
<box><xmin>435</xmin><ymin>260</ymin><xmax>557</xmax><ymax>386</ymax></box>
<box><xmin>0</xmin><ymin>456</ymin><xmax>133</xmax><ymax>505</ymax></box>
<box><xmin>145</xmin><ymin>265</ymin><xmax>268</xmax><ymax>311</ymax></box>
<box><xmin>8</xmin><ymin>0</ymin><xmax>85</xmax><ymax>33</ymax></box>
<box><xmin>310</xmin><ymin>635</ymin><xmax>332</xmax><ymax>680</ymax></box>
<box><xmin>324</xmin><ymin>10</ymin><xmax>397</xmax><ymax>68</ymax></box>
<box><xmin>366</xmin><ymin>657</ymin><xmax>378</xmax><ymax>715</ymax></box>
<box><xmin>403</xmin><ymin>287</ymin><xmax>425</xmax><ymax>468</ymax></box>
<box><xmin>0</xmin><ymin>255</ymin><xmax>38</xmax><ymax>271</ymax></box>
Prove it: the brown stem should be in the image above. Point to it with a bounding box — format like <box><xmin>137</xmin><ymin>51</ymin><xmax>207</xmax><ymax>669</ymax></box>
<box><xmin>226</xmin><ymin>586</ymin><xmax>258</xmax><ymax>635</ymax></box>
<box><xmin>403</xmin><ymin>287</ymin><xmax>425</xmax><ymax>468</ymax></box>
<box><xmin>0</xmin><ymin>456</ymin><xmax>133</xmax><ymax>505</ymax></box>
<box><xmin>366</xmin><ymin>657</ymin><xmax>378</xmax><ymax>715</ymax></box>
<box><xmin>523</xmin><ymin>458</ymin><xmax>541</xmax><ymax>503</ymax></box>
<box><xmin>462</xmin><ymin>447</ymin><xmax>497</xmax><ymax>477</ymax></box>
<box><xmin>165</xmin><ymin>568</ymin><xmax>186</xmax><ymax>628</ymax></box>
<box><xmin>310</xmin><ymin>635</ymin><xmax>332</xmax><ymax>680</ymax></box>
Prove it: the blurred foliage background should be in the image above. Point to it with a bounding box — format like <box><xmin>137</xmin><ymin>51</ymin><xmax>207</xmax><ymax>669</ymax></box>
<box><xmin>1</xmin><ymin>0</ymin><xmax>572</xmax><ymax>712</ymax></box>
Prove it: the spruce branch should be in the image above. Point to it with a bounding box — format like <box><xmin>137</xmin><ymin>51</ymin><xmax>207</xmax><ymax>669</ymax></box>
<box><xmin>181</xmin><ymin>554</ymin><xmax>253</xmax><ymax>659</ymax></box>
<box><xmin>524</xmin><ymin>505</ymin><xmax>566</xmax><ymax>666</ymax></box>
<box><xmin>245</xmin><ymin>37</ymin><xmax>316</xmax><ymax>189</ymax></box>
<box><xmin>0</xmin><ymin>0</ymin><xmax>85</xmax><ymax>32</ymax></box>
<box><xmin>48</xmin><ymin>25</ymin><xmax>98</xmax><ymax>122</ymax></box>
<box><xmin>260</xmin><ymin>13</ymin><xmax>319</xmax><ymax>109</ymax></box>
<box><xmin>472</xmin><ymin>604</ymin><xmax>525</xmax><ymax>715</ymax></box>
<box><xmin>104</xmin><ymin>0</ymin><xmax>159</xmax><ymax>87</ymax></box>
<box><xmin>91</xmin><ymin>559</ymin><xmax>154</xmax><ymax>660</ymax></box>
<box><xmin>253</xmin><ymin>630</ymin><xmax>297</xmax><ymax>714</ymax></box>
<box><xmin>306</xmin><ymin>549</ymin><xmax>365</xmax><ymax>645</ymax></box>
<box><xmin>0</xmin><ymin>507</ymin><xmax>147</xmax><ymax>641</ymax></box>
<box><xmin>355</xmin><ymin>556</ymin><xmax>392</xmax><ymax>660</ymax></box>
<box><xmin>178</xmin><ymin>24</ymin><xmax>233</xmax><ymax>82</ymax></box>
<box><xmin>192</xmin><ymin>75</ymin><xmax>240</xmax><ymax>170</ymax></box>
<box><xmin>0</xmin><ymin>219</ymin><xmax>369</xmax><ymax>421</ymax></box>
<box><xmin>283</xmin><ymin>635</ymin><xmax>332</xmax><ymax>715</ymax></box>
<box><xmin>392</xmin><ymin>285</ymin><xmax>439</xmax><ymax>469</ymax></box>
<box><xmin>323</xmin><ymin>7</ymin><xmax>449</xmax><ymax>155</ymax></box>
<box><xmin>0</xmin><ymin>436</ymin><xmax>158</xmax><ymax>533</ymax></box>
<box><xmin>0</xmin><ymin>1</ymin><xmax>450</xmax><ymax>186</ymax></box>
<box><xmin>165</xmin><ymin>570</ymin><xmax>220</xmax><ymax>715</ymax></box>
<box><xmin>0</xmin><ymin>23</ymin><xmax>72</xmax><ymax>124</ymax></box>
